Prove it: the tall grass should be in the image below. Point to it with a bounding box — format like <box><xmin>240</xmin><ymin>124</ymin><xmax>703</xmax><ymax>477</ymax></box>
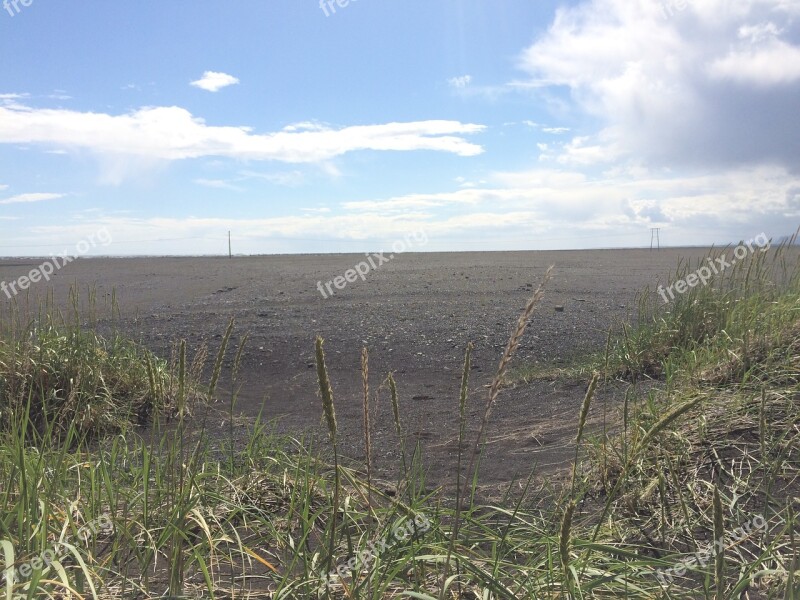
<box><xmin>0</xmin><ymin>235</ymin><xmax>798</xmax><ymax>600</ymax></box>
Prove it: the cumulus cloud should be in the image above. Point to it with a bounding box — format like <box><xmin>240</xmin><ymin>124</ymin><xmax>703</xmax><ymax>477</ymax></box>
<box><xmin>0</xmin><ymin>192</ymin><xmax>64</xmax><ymax>205</ymax></box>
<box><xmin>0</xmin><ymin>104</ymin><xmax>485</xmax><ymax>178</ymax></box>
<box><xmin>190</xmin><ymin>71</ymin><xmax>240</xmax><ymax>92</ymax></box>
<box><xmin>708</xmin><ymin>32</ymin><xmax>800</xmax><ymax>85</ymax></box>
<box><xmin>518</xmin><ymin>0</ymin><xmax>800</xmax><ymax>171</ymax></box>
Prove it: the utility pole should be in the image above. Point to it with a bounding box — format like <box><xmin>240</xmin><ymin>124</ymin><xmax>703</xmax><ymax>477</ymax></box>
<box><xmin>650</xmin><ymin>228</ymin><xmax>661</xmax><ymax>251</ymax></box>
<box><xmin>228</xmin><ymin>231</ymin><xmax>232</xmax><ymax>259</ymax></box>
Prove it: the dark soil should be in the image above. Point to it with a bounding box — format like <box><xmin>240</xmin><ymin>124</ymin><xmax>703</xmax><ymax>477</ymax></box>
<box><xmin>0</xmin><ymin>248</ymin><xmax>711</xmax><ymax>495</ymax></box>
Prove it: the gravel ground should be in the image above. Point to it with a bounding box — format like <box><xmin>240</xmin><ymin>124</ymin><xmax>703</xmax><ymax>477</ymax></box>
<box><xmin>0</xmin><ymin>248</ymin><xmax>713</xmax><ymax>493</ymax></box>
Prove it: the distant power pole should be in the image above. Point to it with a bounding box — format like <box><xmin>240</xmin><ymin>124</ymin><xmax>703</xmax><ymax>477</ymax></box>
<box><xmin>650</xmin><ymin>228</ymin><xmax>661</xmax><ymax>251</ymax></box>
<box><xmin>228</xmin><ymin>231</ymin><xmax>232</xmax><ymax>259</ymax></box>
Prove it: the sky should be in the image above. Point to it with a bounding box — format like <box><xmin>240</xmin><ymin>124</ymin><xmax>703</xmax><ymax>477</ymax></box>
<box><xmin>1</xmin><ymin>0</ymin><xmax>799</xmax><ymax>256</ymax></box>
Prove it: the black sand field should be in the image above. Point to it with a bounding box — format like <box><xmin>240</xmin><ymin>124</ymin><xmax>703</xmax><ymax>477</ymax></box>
<box><xmin>0</xmin><ymin>249</ymin><xmax>714</xmax><ymax>493</ymax></box>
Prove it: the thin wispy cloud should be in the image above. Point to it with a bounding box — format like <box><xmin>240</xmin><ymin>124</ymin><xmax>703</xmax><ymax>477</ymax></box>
<box><xmin>240</xmin><ymin>170</ymin><xmax>307</xmax><ymax>187</ymax></box>
<box><xmin>282</xmin><ymin>121</ymin><xmax>329</xmax><ymax>133</ymax></box>
<box><xmin>448</xmin><ymin>75</ymin><xmax>472</xmax><ymax>89</ymax></box>
<box><xmin>0</xmin><ymin>192</ymin><xmax>65</xmax><ymax>205</ymax></box>
<box><xmin>520</xmin><ymin>121</ymin><xmax>570</xmax><ymax>134</ymax></box>
<box><xmin>8</xmin><ymin>162</ymin><xmax>798</xmax><ymax>254</ymax></box>
<box><xmin>194</xmin><ymin>178</ymin><xmax>244</xmax><ymax>192</ymax></box>
<box><xmin>542</xmin><ymin>127</ymin><xmax>570</xmax><ymax>134</ymax></box>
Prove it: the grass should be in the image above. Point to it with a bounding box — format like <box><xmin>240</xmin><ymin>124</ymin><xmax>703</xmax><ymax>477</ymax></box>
<box><xmin>0</xmin><ymin>236</ymin><xmax>798</xmax><ymax>598</ymax></box>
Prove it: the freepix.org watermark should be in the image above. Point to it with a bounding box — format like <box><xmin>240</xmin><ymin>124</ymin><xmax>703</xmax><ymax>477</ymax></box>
<box><xmin>319</xmin><ymin>513</ymin><xmax>431</xmax><ymax>592</ymax></box>
<box><xmin>659</xmin><ymin>0</ymin><xmax>689</xmax><ymax>19</ymax></box>
<box><xmin>1</xmin><ymin>513</ymin><xmax>113</xmax><ymax>587</ymax></box>
<box><xmin>3</xmin><ymin>0</ymin><xmax>32</xmax><ymax>17</ymax></box>
<box><xmin>657</xmin><ymin>233</ymin><xmax>770</xmax><ymax>304</ymax></box>
<box><xmin>319</xmin><ymin>0</ymin><xmax>358</xmax><ymax>17</ymax></box>
<box><xmin>316</xmin><ymin>229</ymin><xmax>427</xmax><ymax>299</ymax></box>
<box><xmin>1</xmin><ymin>227</ymin><xmax>113</xmax><ymax>300</ymax></box>
<box><xmin>655</xmin><ymin>515</ymin><xmax>766</xmax><ymax>586</ymax></box>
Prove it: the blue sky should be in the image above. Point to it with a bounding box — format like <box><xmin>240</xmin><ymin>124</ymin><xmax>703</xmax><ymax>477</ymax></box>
<box><xmin>1</xmin><ymin>0</ymin><xmax>799</xmax><ymax>256</ymax></box>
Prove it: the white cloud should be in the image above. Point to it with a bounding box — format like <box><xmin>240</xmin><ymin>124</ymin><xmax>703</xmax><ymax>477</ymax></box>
<box><xmin>7</xmin><ymin>165</ymin><xmax>797</xmax><ymax>254</ymax></box>
<box><xmin>320</xmin><ymin>161</ymin><xmax>342</xmax><ymax>178</ymax></box>
<box><xmin>517</xmin><ymin>0</ymin><xmax>800</xmax><ymax>171</ymax></box>
<box><xmin>520</xmin><ymin>121</ymin><xmax>570</xmax><ymax>134</ymax></box>
<box><xmin>552</xmin><ymin>133</ymin><xmax>623</xmax><ymax>166</ymax></box>
<box><xmin>282</xmin><ymin>121</ymin><xmax>329</xmax><ymax>133</ymax></box>
<box><xmin>448</xmin><ymin>75</ymin><xmax>473</xmax><ymax>89</ymax></box>
<box><xmin>190</xmin><ymin>71</ymin><xmax>240</xmax><ymax>92</ymax></box>
<box><xmin>240</xmin><ymin>170</ymin><xmax>307</xmax><ymax>187</ymax></box>
<box><xmin>0</xmin><ymin>192</ymin><xmax>64</xmax><ymax>205</ymax></box>
<box><xmin>194</xmin><ymin>178</ymin><xmax>243</xmax><ymax>191</ymax></box>
<box><xmin>454</xmin><ymin>176</ymin><xmax>480</xmax><ymax>188</ymax></box>
<box><xmin>708</xmin><ymin>35</ymin><xmax>800</xmax><ymax>85</ymax></box>
<box><xmin>342</xmin><ymin>188</ymin><xmax>491</xmax><ymax>211</ymax></box>
<box><xmin>339</xmin><ymin>164</ymin><xmax>800</xmax><ymax>237</ymax></box>
<box><xmin>0</xmin><ymin>104</ymin><xmax>485</xmax><ymax>179</ymax></box>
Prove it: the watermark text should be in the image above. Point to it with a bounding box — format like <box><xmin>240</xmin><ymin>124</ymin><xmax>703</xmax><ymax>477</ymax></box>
<box><xmin>657</xmin><ymin>233</ymin><xmax>770</xmax><ymax>304</ymax></box>
<box><xmin>316</xmin><ymin>229</ymin><xmax>427</xmax><ymax>299</ymax></box>
<box><xmin>3</xmin><ymin>0</ymin><xmax>33</xmax><ymax>17</ymax></box>
<box><xmin>1</xmin><ymin>227</ymin><xmax>112</xmax><ymax>300</ymax></box>
<box><xmin>319</xmin><ymin>0</ymin><xmax>358</xmax><ymax>17</ymax></box>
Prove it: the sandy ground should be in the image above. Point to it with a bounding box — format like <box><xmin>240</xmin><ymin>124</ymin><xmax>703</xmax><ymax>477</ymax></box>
<box><xmin>0</xmin><ymin>248</ymin><xmax>714</xmax><ymax>492</ymax></box>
